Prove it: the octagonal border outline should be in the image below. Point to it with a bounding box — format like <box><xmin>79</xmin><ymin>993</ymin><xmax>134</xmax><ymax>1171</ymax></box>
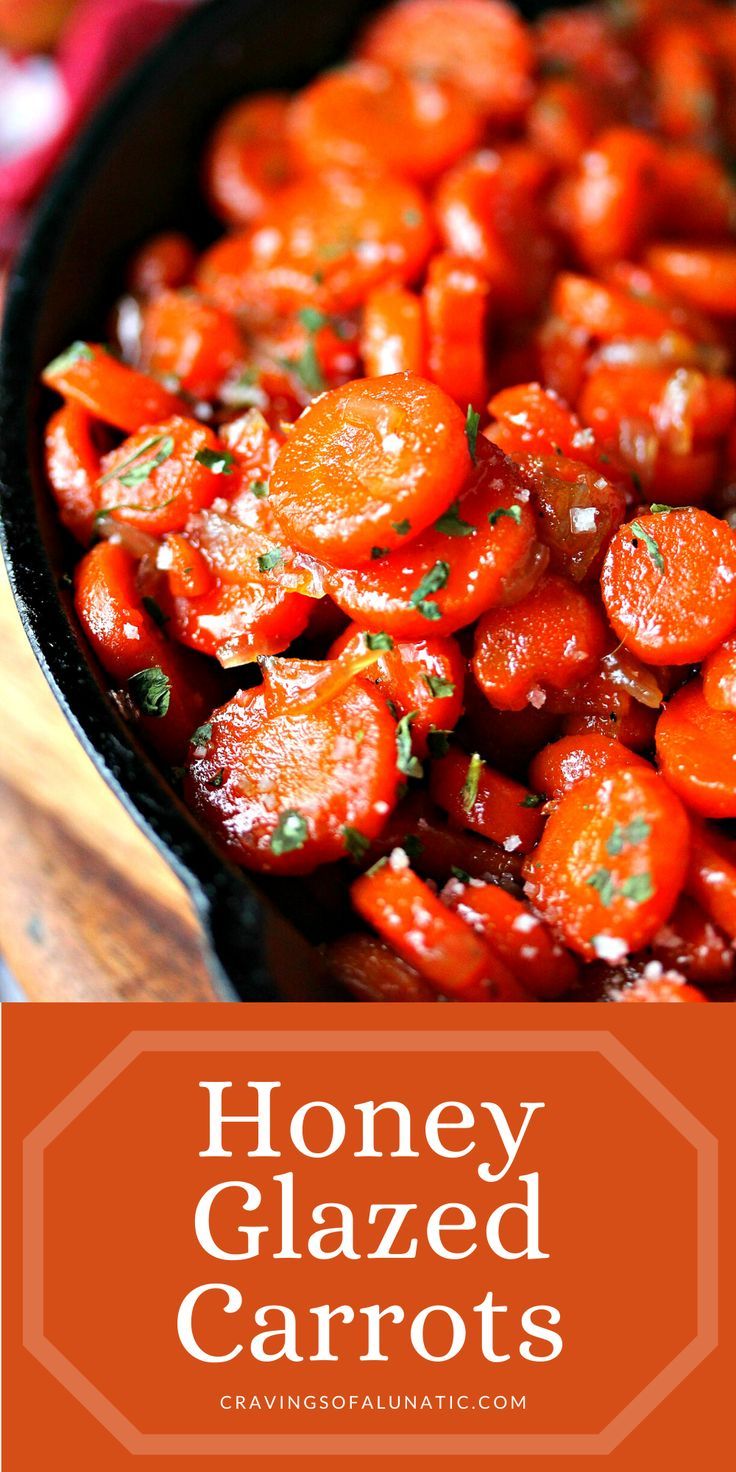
<box><xmin>21</xmin><ymin>1028</ymin><xmax>718</xmax><ymax>1458</ymax></box>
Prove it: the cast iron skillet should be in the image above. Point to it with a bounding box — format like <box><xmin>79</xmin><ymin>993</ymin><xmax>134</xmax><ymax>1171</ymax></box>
<box><xmin>0</xmin><ymin>0</ymin><xmax>548</xmax><ymax>1000</ymax></box>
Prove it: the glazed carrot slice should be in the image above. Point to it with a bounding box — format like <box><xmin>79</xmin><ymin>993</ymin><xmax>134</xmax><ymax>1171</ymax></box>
<box><xmin>444</xmin><ymin>880</ymin><xmax>578</xmax><ymax>999</ymax></box>
<box><xmin>430</xmin><ymin>747</ymin><xmax>545</xmax><ymax>854</ymax></box>
<box><xmin>563</xmin><ymin>128</ymin><xmax>662</xmax><ymax>267</ymax></box>
<box><xmin>527</xmin><ymin>77</ymin><xmax>602</xmax><ymax>168</ymax></box>
<box><xmin>219</xmin><ymin>407</ymin><xmax>282</xmax><ymax>486</ymax></box>
<box><xmin>44</xmin><ymin>403</ymin><xmax>104</xmax><ymax>545</ymax></box>
<box><xmin>197</xmin><ymin>171</ymin><xmax>433</xmax><ymax>322</ymax></box>
<box><xmin>186</xmin><ymin>678</ymin><xmax>398</xmax><ymax>874</ymax></box>
<box><xmin>703</xmin><ymin>636</ymin><xmax>736</xmax><ymax>712</ymax></box>
<box><xmin>97</xmin><ymin>416</ymin><xmax>229</xmax><ymax>536</ymax></box>
<box><xmin>650</xmin><ymin>23</ymin><xmax>717</xmax><ymax>143</ymax></box>
<box><xmin>127</xmin><ymin>232</ymin><xmax>196</xmax><ymax>297</ymax></box>
<box><xmin>488</xmin><ymin>381</ymin><xmax>631</xmax><ymax>491</ymax></box>
<box><xmin>529</xmin><ymin>733</ymin><xmax>646</xmax><ymax>801</ymax></box>
<box><xmin>473</xmin><ymin>574</ymin><xmax>606</xmax><ymax>712</ymax></box>
<box><xmin>656</xmin><ymin>679</ymin><xmax>736</xmax><ymax>819</ymax></box>
<box><xmin>168</xmin><ymin>577</ymin><xmax>311</xmax><ymax>666</ymax></box>
<box><xmin>74</xmin><ymin>541</ymin><xmax>217</xmax><ymax>763</ymax></box>
<box><xmin>290</xmin><ymin>62</ymin><xmax>481</xmax><ymax>182</ymax></box>
<box><xmin>351</xmin><ymin>858</ymin><xmax>519</xmax><ymax>999</ymax></box>
<box><xmin>269</xmin><ymin>373</ymin><xmax>470</xmax><ymax>566</ymax></box>
<box><xmin>686</xmin><ymin>823</ymin><xmax>736</xmax><ymax>942</ymax></box>
<box><xmin>359</xmin><ymin>0</ymin><xmax>534</xmax><ymax>123</ymax></box>
<box><xmin>612</xmin><ymin>977</ymin><xmax>707</xmax><ymax>1003</ymax></box>
<box><xmin>361</xmin><ymin>285</ymin><xmax>425</xmax><ymax>378</ymax></box>
<box><xmin>515</xmin><ymin>454</ymin><xmax>626</xmax><ymax>583</ymax></box>
<box><xmin>601</xmin><ymin>509</ymin><xmax>736</xmax><ymax>664</ymax></box>
<box><xmin>203</xmin><ymin>94</ymin><xmax>296</xmax><ymax>227</ymax></box>
<box><xmin>42</xmin><ymin>342</ymin><xmax>185</xmax><ymax>432</ymax></box>
<box><xmin>322</xmin><ymin>436</ymin><xmax>545</xmax><ymax>638</ymax></box>
<box><xmin>329</xmin><ymin>624</ymin><xmax>464</xmax><ymax>757</ymax></box>
<box><xmin>423</xmin><ymin>253</ymin><xmax>490</xmax><ymax>412</ymax></box>
<box><xmin>578</xmin><ymin>365</ymin><xmax>736</xmax><ymax>455</ymax></box>
<box><xmin>523</xmin><ymin>765</ymin><xmax>690</xmax><ymax>961</ymax></box>
<box><xmin>551</xmin><ymin>272</ymin><xmax>689</xmax><ymax>344</ymax></box>
<box><xmin>651</xmin><ymin>897</ymin><xmax>735</xmax><ymax>988</ymax></box>
<box><xmin>139</xmin><ymin>290</ymin><xmax>244</xmax><ymax>401</ymax></box>
<box><xmin>160</xmin><ymin>534</ymin><xmax>213</xmax><ymax>599</ymax></box>
<box><xmin>324</xmin><ymin>933</ymin><xmax>438</xmax><ymax>1002</ymax></box>
<box><xmin>646</xmin><ymin>245</ymin><xmax>736</xmax><ymax>316</ymax></box>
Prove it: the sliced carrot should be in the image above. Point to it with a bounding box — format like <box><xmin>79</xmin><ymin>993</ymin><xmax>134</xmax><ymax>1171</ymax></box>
<box><xmin>444</xmin><ymin>880</ymin><xmax>578</xmax><ymax>999</ymax></box>
<box><xmin>97</xmin><ymin>417</ymin><xmax>229</xmax><ymax>536</ymax></box>
<box><xmin>563</xmin><ymin>128</ymin><xmax>662</xmax><ymax>267</ymax></box>
<box><xmin>423</xmin><ymin>253</ymin><xmax>490</xmax><ymax>412</ymax></box>
<box><xmin>473</xmin><ymin>574</ymin><xmax>606</xmax><ymax>712</ymax></box>
<box><xmin>686</xmin><ymin>823</ymin><xmax>736</xmax><ymax>942</ymax></box>
<box><xmin>360</xmin><ymin>285</ymin><xmax>425</xmax><ymax>378</ymax></box>
<box><xmin>351</xmin><ymin>858</ymin><xmax>520</xmax><ymax>1000</ymax></box>
<box><xmin>523</xmin><ymin>765</ymin><xmax>690</xmax><ymax>961</ymax></box>
<box><xmin>160</xmin><ymin>534</ymin><xmax>213</xmax><ymax>599</ymax></box>
<box><xmin>430</xmin><ymin>747</ymin><xmax>545</xmax><ymax>854</ymax></box>
<box><xmin>44</xmin><ymin>403</ymin><xmax>104</xmax><ymax>545</ymax></box>
<box><xmin>646</xmin><ymin>244</ymin><xmax>736</xmax><ymax>317</ymax></box>
<box><xmin>703</xmin><ymin>636</ymin><xmax>736</xmax><ymax>712</ymax></box>
<box><xmin>517</xmin><ymin>454</ymin><xmax>626</xmax><ymax>583</ymax></box>
<box><xmin>651</xmin><ymin>897</ymin><xmax>735</xmax><ymax>988</ymax></box>
<box><xmin>139</xmin><ymin>290</ymin><xmax>244</xmax><ymax>401</ymax></box>
<box><xmin>290</xmin><ymin>62</ymin><xmax>481</xmax><ymax>182</ymax></box>
<box><xmin>269</xmin><ymin>372</ymin><xmax>470</xmax><ymax>566</ymax></box>
<box><xmin>656</xmin><ymin>678</ymin><xmax>736</xmax><ymax>819</ymax></box>
<box><xmin>329</xmin><ymin>624</ymin><xmax>464</xmax><ymax>757</ymax></box>
<box><xmin>529</xmin><ymin>733</ymin><xmax>646</xmax><ymax>801</ymax></box>
<box><xmin>42</xmin><ymin>342</ymin><xmax>185</xmax><ymax>432</ymax></box>
<box><xmin>324</xmin><ymin>933</ymin><xmax>438</xmax><ymax>1002</ymax></box>
<box><xmin>613</xmin><ymin>977</ymin><xmax>707</xmax><ymax>1003</ymax></box>
<box><xmin>186</xmin><ymin>679</ymin><xmax>398</xmax><ymax>873</ymax></box>
<box><xmin>204</xmin><ymin>94</ymin><xmax>296</xmax><ymax>227</ymax></box>
<box><xmin>323</xmin><ymin>436</ymin><xmax>545</xmax><ymax>638</ymax></box>
<box><xmin>127</xmin><ymin>232</ymin><xmax>196</xmax><ymax>297</ymax></box>
<box><xmin>168</xmin><ymin>577</ymin><xmax>311</xmax><ymax>666</ymax></box>
<box><xmin>601</xmin><ymin>509</ymin><xmax>736</xmax><ymax>664</ymax></box>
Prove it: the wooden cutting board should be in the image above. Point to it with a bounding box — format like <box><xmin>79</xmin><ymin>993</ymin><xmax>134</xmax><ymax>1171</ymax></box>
<box><xmin>0</xmin><ymin>563</ymin><xmax>218</xmax><ymax>1001</ymax></box>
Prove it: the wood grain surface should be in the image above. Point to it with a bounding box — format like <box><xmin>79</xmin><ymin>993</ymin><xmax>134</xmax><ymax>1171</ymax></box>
<box><xmin>0</xmin><ymin>563</ymin><xmax>218</xmax><ymax>1001</ymax></box>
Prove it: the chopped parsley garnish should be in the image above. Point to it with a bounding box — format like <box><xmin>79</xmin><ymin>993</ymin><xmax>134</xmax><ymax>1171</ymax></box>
<box><xmin>587</xmin><ymin>863</ymin><xmax>653</xmax><ymax>908</ymax></box>
<box><xmin>127</xmin><ymin>665</ymin><xmax>171</xmax><ymax>719</ymax></box>
<box><xmin>435</xmin><ymin>500</ymin><xmax>474</xmax><ymax>537</ymax></box>
<box><xmin>298</xmin><ymin>306</ymin><xmax>330</xmax><ymax>332</ymax></box>
<box><xmin>391</xmin><ymin>518</ymin><xmax>412</xmax><ymax>536</ymax></box>
<box><xmin>586</xmin><ymin>867</ymin><xmax>617</xmax><ymax>908</ymax></box>
<box><xmin>250</xmin><ymin>479</ymin><xmax>270</xmax><ymax>498</ymax></box>
<box><xmin>649</xmin><ymin>503</ymin><xmax>678</xmax><ymax>514</ymax></box>
<box><xmin>403</xmin><ymin>835</ymin><xmax>424</xmax><ymax>860</ymax></box>
<box><xmin>258</xmin><ymin>548</ymin><xmax>284</xmax><ymax>573</ymax></box>
<box><xmin>408</xmin><ymin>560</ymin><xmax>449</xmax><ymax>620</ymax></box>
<box><xmin>462</xmin><ymin>752</ymin><xmax>483</xmax><ymax>814</ymax></box>
<box><xmin>423</xmin><ymin>674</ymin><xmax>455</xmax><ymax>698</ymax></box>
<box><xmin>44</xmin><ymin>340</ymin><xmax>93</xmax><ymax>375</ymax></box>
<box><xmin>371</xmin><ymin>546</ymin><xmax>389</xmax><ymax>560</ymax></box>
<box><xmin>621</xmin><ymin>873</ymin><xmax>654</xmax><ymax>903</ymax></box>
<box><xmin>270</xmin><ymin>809</ymin><xmax>308</xmax><ymax>855</ymax></box>
<box><xmin>630</xmin><ymin>519</ymin><xmax>664</xmax><ymax>571</ymax></box>
<box><xmin>366</xmin><ymin>632</ymin><xmax>393</xmax><ymax>651</ymax></box>
<box><xmin>208</xmin><ymin>768</ymin><xmax>225</xmax><ymax>790</ymax></box>
<box><xmin>465</xmin><ymin>405</ymin><xmax>481</xmax><ymax>463</ymax></box>
<box><xmin>195</xmin><ymin>447</ymin><xmax>235</xmax><ymax>474</ymax></box>
<box><xmin>521</xmin><ymin>793</ymin><xmax>545</xmax><ymax>808</ymax></box>
<box><xmin>395</xmin><ymin>712</ymin><xmax>423</xmax><ymax>780</ymax></box>
<box><xmin>142</xmin><ymin>595</ymin><xmax>168</xmax><ymax>628</ymax></box>
<box><xmin>191</xmin><ymin>722</ymin><xmax>213</xmax><ymax>750</ymax></box>
<box><xmin>606</xmin><ymin>817</ymin><xmax>651</xmax><ymax>857</ymax></box>
<box><xmin>403</xmin><ymin>208</ymin><xmax>422</xmax><ymax>227</ymax></box>
<box><xmin>489</xmin><ymin>505</ymin><xmax>522</xmax><ymax>528</ymax></box>
<box><xmin>99</xmin><ymin>433</ymin><xmax>175</xmax><ymax>488</ymax></box>
<box><xmin>451</xmin><ymin>865</ymin><xmax>470</xmax><ymax>883</ymax></box>
<box><xmin>427</xmin><ymin>728</ymin><xmax>451</xmax><ymax>757</ymax></box>
<box><xmin>342</xmin><ymin>825</ymin><xmax>371</xmax><ymax>862</ymax></box>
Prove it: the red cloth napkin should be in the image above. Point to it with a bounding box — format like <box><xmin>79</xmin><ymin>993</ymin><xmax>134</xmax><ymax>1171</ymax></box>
<box><xmin>0</xmin><ymin>0</ymin><xmax>199</xmax><ymax>253</ymax></box>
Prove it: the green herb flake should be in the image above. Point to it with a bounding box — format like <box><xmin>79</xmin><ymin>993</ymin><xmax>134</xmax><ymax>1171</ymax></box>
<box><xmin>395</xmin><ymin>711</ymin><xmax>423</xmax><ymax>780</ymax></box>
<box><xmin>649</xmin><ymin>503</ymin><xmax>678</xmax><ymax>514</ymax></box>
<box><xmin>489</xmin><ymin>505</ymin><xmax>522</xmax><ymax>528</ymax></box>
<box><xmin>521</xmin><ymin>793</ymin><xmax>545</xmax><ymax>808</ymax></box>
<box><xmin>606</xmin><ymin>817</ymin><xmax>651</xmax><ymax>857</ymax></box>
<box><xmin>142</xmin><ymin>595</ymin><xmax>169</xmax><ymax>629</ymax></box>
<box><xmin>281</xmin><ymin>338</ymin><xmax>325</xmax><ymax>396</ymax></box>
<box><xmin>408</xmin><ymin>560</ymin><xmax>449</xmax><ymax>620</ymax></box>
<box><xmin>403</xmin><ymin>835</ymin><xmax>424</xmax><ymax>860</ymax></box>
<box><xmin>44</xmin><ymin>340</ymin><xmax>94</xmax><ymax>376</ymax></box>
<box><xmin>586</xmin><ymin>867</ymin><xmax>617</xmax><ymax>908</ymax></box>
<box><xmin>366</xmin><ymin>632</ymin><xmax>393</xmax><ymax>651</ymax></box>
<box><xmin>195</xmin><ymin>447</ymin><xmax>235</xmax><ymax>475</ymax></box>
<box><xmin>250</xmin><ymin>479</ymin><xmax>270</xmax><ymax>499</ymax></box>
<box><xmin>465</xmin><ymin>405</ymin><xmax>481</xmax><ymax>463</ymax></box>
<box><xmin>371</xmin><ymin>546</ymin><xmax>389</xmax><ymax>560</ymax></box>
<box><xmin>258</xmin><ymin>548</ymin><xmax>284</xmax><ymax>573</ymax></box>
<box><xmin>450</xmin><ymin>865</ymin><xmax>470</xmax><ymax>883</ymax></box>
<box><xmin>427</xmin><ymin>728</ymin><xmax>451</xmax><ymax>757</ymax></box>
<box><xmin>270</xmin><ymin>809</ymin><xmax>308</xmax><ymax>856</ymax></box>
<box><xmin>99</xmin><ymin>433</ymin><xmax>175</xmax><ymax>489</ymax></box>
<box><xmin>403</xmin><ymin>208</ymin><xmax>422</xmax><ymax>227</ymax></box>
<box><xmin>127</xmin><ymin>666</ymin><xmax>171</xmax><ymax>719</ymax></box>
<box><xmin>391</xmin><ymin>519</ymin><xmax>412</xmax><ymax>536</ymax></box>
<box><xmin>434</xmin><ymin>500</ymin><xmax>474</xmax><ymax>537</ymax></box>
<box><xmin>191</xmin><ymin>722</ymin><xmax>213</xmax><ymax>750</ymax></box>
<box><xmin>462</xmin><ymin>752</ymin><xmax>483</xmax><ymax>814</ymax></box>
<box><xmin>342</xmin><ymin>825</ymin><xmax>371</xmax><ymax>862</ymax></box>
<box><xmin>423</xmin><ymin>674</ymin><xmax>455</xmax><ymax>699</ymax></box>
<box><xmin>621</xmin><ymin>872</ymin><xmax>654</xmax><ymax>903</ymax></box>
<box><xmin>298</xmin><ymin>306</ymin><xmax>330</xmax><ymax>333</ymax></box>
<box><xmin>630</xmin><ymin>519</ymin><xmax>664</xmax><ymax>572</ymax></box>
<box><xmin>208</xmin><ymin>768</ymin><xmax>225</xmax><ymax>790</ymax></box>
